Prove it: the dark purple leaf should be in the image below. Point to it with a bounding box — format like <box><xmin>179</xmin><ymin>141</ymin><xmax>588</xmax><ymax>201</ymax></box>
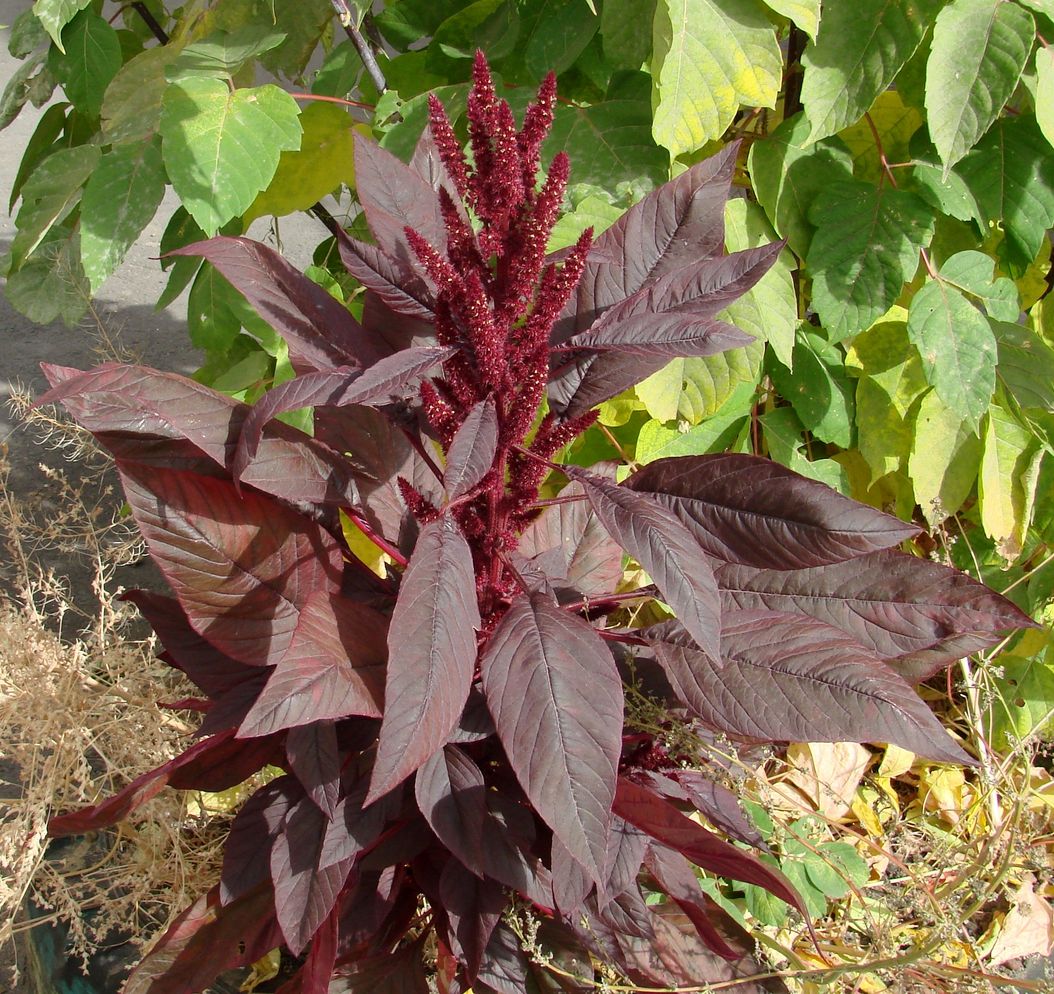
<box><xmin>287</xmin><ymin>720</ymin><xmax>342</xmax><ymax>818</ymax></box>
<box><xmin>123</xmin><ymin>883</ymin><xmax>282</xmax><ymax>994</ymax></box>
<box><xmin>328</xmin><ymin>939</ymin><xmax>430</xmax><ymax>994</ymax></box>
<box><xmin>169</xmin><ymin>236</ymin><xmax>389</xmax><ymax>371</ymax></box>
<box><xmin>299</xmin><ymin>902</ymin><xmax>341</xmax><ymax>994</ymax></box>
<box><xmin>238</xmin><ymin>591</ymin><xmax>387</xmax><ymax>736</ymax></box>
<box><xmin>122</xmin><ymin>590</ymin><xmax>257</xmax><ymax>697</ymax></box>
<box><xmin>233</xmin><ymin>347</ymin><xmax>456</xmax><ymax>481</ymax></box>
<box><xmin>516</xmin><ymin>482</ymin><xmax>624</xmax><ymax>597</ymax></box>
<box><xmin>196</xmin><ymin>669</ymin><xmax>270</xmax><ymax>737</ymax></box>
<box><xmin>480</xmin><ymin>591</ymin><xmax>622</xmax><ymax>886</ymax></box>
<box><xmin>355</xmin><ymin>136</ymin><xmax>449</xmax><ymax>263</ymax></box>
<box><xmin>547</xmin><ymin>350</ymin><xmax>674</xmax><ymax>420</ymax></box>
<box><xmin>566</xmin><ymin>468</ymin><xmax>721</xmax><ymax>661</ymax></box>
<box><xmin>167</xmin><ymin>731</ymin><xmax>279</xmax><ymax>791</ymax></box>
<box><xmin>319</xmin><ymin>766</ymin><xmax>401</xmax><ymax>870</ymax></box>
<box><xmin>39</xmin><ymin>364</ymin><xmax>363</xmax><ymax>507</ymax></box>
<box><xmin>551</xmin><ymin>834</ymin><xmax>594</xmax><ymax>913</ymax></box>
<box><xmin>645</xmin><ymin>845</ymin><xmax>740</xmax><ymax>960</ymax></box>
<box><xmin>221</xmin><ymin>776</ymin><xmax>299</xmax><ymax>905</ymax></box>
<box><xmin>715</xmin><ymin>549</ymin><xmax>1037</xmax><ymax>673</ymax></box>
<box><xmin>645</xmin><ymin>612</ymin><xmax>973</xmax><ymax>764</ymax></box>
<box><xmin>335</xmin><ymin>230</ymin><xmax>435</xmax><ymax>321</ymax></box>
<box><xmin>664</xmin><ymin>770</ymin><xmax>766</xmax><ymax>849</ymax></box>
<box><xmin>415</xmin><ymin>745</ymin><xmax>488</xmax><ymax>876</ymax></box>
<box><xmin>592</xmin><ymin>885</ymin><xmax>655</xmax><ymax>940</ymax></box>
<box><xmin>604</xmin><ymin>816</ymin><xmax>648</xmax><ymax>899</ymax></box>
<box><xmin>117</xmin><ymin>462</ymin><xmax>343</xmax><ymax>666</ymax></box>
<box><xmin>563</xmin><ymin>249</ymin><xmax>778</xmax><ymax>352</ymax></box>
<box><xmin>439</xmin><ymin>858</ymin><xmax>507</xmax><ymax>981</ymax></box>
<box><xmin>447</xmin><ymin>687</ymin><xmax>496</xmax><ymax>743</ymax></box>
<box><xmin>475</xmin><ymin>921</ymin><xmax>529</xmax><ymax>994</ymax></box>
<box><xmin>271</xmin><ymin>794</ymin><xmax>355</xmax><ymax>954</ymax></box>
<box><xmin>613</xmin><ymin>777</ymin><xmax>805</xmax><ymax>914</ymax></box>
<box><xmin>368</xmin><ymin>515</ymin><xmax>481</xmax><ymax>804</ymax></box>
<box><xmin>625</xmin><ymin>453</ymin><xmax>920</xmax><ymax>569</ymax></box>
<box><xmin>557</xmin><ymin>144</ymin><xmax>739</xmax><ymax>340</ymax></box>
<box><xmin>444</xmin><ymin>398</ymin><xmax>498</xmax><ymax>499</ymax></box>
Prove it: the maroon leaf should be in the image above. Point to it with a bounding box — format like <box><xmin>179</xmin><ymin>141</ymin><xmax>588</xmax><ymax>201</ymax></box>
<box><xmin>355</xmin><ymin>136</ymin><xmax>449</xmax><ymax>262</ymax></box>
<box><xmin>415</xmin><ymin>745</ymin><xmax>488</xmax><ymax>876</ymax></box>
<box><xmin>475</xmin><ymin>921</ymin><xmax>530</xmax><ymax>994</ymax></box>
<box><xmin>593</xmin><ymin>885</ymin><xmax>655</xmax><ymax>940</ymax></box>
<box><xmin>368</xmin><ymin>515</ymin><xmax>481</xmax><ymax>803</ymax></box>
<box><xmin>319</xmin><ymin>766</ymin><xmax>401</xmax><ymax>870</ymax></box>
<box><xmin>123</xmin><ymin>883</ymin><xmax>282</xmax><ymax>994</ymax></box>
<box><xmin>551</xmin><ymin>834</ymin><xmax>594</xmax><ymax>913</ymax></box>
<box><xmin>221</xmin><ymin>776</ymin><xmax>299</xmax><ymax>905</ymax></box>
<box><xmin>439</xmin><ymin>858</ymin><xmax>507</xmax><ymax>981</ymax></box>
<box><xmin>444</xmin><ymin>398</ymin><xmax>498</xmax><ymax>499</ymax></box>
<box><xmin>328</xmin><ymin>939</ymin><xmax>430</xmax><ymax>994</ymax></box>
<box><xmin>117</xmin><ymin>462</ymin><xmax>343</xmax><ymax>667</ymax></box>
<box><xmin>715</xmin><ymin>549</ymin><xmax>1036</xmax><ymax>672</ymax></box>
<box><xmin>271</xmin><ymin>794</ymin><xmax>355</xmax><ymax>954</ymax></box>
<box><xmin>299</xmin><ymin>902</ymin><xmax>341</xmax><ymax>994</ymax></box>
<box><xmin>625</xmin><ymin>453</ymin><xmax>920</xmax><ymax>569</ymax></box>
<box><xmin>516</xmin><ymin>482</ymin><xmax>625</xmax><ymax>597</ymax></box>
<box><xmin>233</xmin><ymin>346</ymin><xmax>456</xmax><ymax>481</ymax></box>
<box><xmin>335</xmin><ymin>229</ymin><xmax>435</xmax><ymax>321</ymax></box>
<box><xmin>645</xmin><ymin>845</ymin><xmax>740</xmax><ymax>960</ymax></box>
<box><xmin>557</xmin><ymin>143</ymin><xmax>739</xmax><ymax>340</ymax></box>
<box><xmin>548</xmin><ymin>350</ymin><xmax>674</xmax><ymax>420</ymax></box>
<box><xmin>566</xmin><ymin>468</ymin><xmax>721</xmax><ymax>661</ymax></box>
<box><xmin>480</xmin><ymin>591</ymin><xmax>622</xmax><ymax>886</ymax></box>
<box><xmin>563</xmin><ymin>317</ymin><xmax>751</xmax><ymax>358</ymax></box>
<box><xmin>604</xmin><ymin>816</ymin><xmax>648</xmax><ymax>899</ymax></box>
<box><xmin>664</xmin><ymin>771</ymin><xmax>766</xmax><ymax>849</ymax></box>
<box><xmin>613</xmin><ymin>776</ymin><xmax>805</xmax><ymax>914</ymax></box>
<box><xmin>169</xmin><ymin>237</ymin><xmax>389</xmax><ymax>371</ymax></box>
<box><xmin>238</xmin><ymin>591</ymin><xmax>387</xmax><ymax>736</ymax></box>
<box><xmin>39</xmin><ymin>363</ymin><xmax>363</xmax><ymax>508</ymax></box>
<box><xmin>287</xmin><ymin>720</ymin><xmax>342</xmax><ymax>818</ymax></box>
<box><xmin>645</xmin><ymin>612</ymin><xmax>973</xmax><ymax>764</ymax></box>
<box><xmin>123</xmin><ymin>590</ymin><xmax>256</xmax><ymax>697</ymax></box>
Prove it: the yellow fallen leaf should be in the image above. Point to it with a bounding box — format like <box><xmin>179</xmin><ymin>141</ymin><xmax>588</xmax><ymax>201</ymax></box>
<box><xmin>917</xmin><ymin>766</ymin><xmax>972</xmax><ymax>826</ymax></box>
<box><xmin>340</xmin><ymin>509</ymin><xmax>390</xmax><ymax>578</ymax></box>
<box><xmin>989</xmin><ymin>875</ymin><xmax>1054</xmax><ymax>966</ymax></box>
<box><xmin>241</xmin><ymin>948</ymin><xmax>281</xmax><ymax>991</ymax></box>
<box><xmin>877</xmin><ymin>744</ymin><xmax>915</xmax><ymax>778</ymax></box>
<box><xmin>783</xmin><ymin>742</ymin><xmax>873</xmax><ymax>819</ymax></box>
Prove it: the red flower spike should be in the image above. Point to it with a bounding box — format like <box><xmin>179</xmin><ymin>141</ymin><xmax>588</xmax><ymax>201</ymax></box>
<box><xmin>456</xmin><ymin>271</ymin><xmax>506</xmax><ymax>391</ymax></box>
<box><xmin>420</xmin><ymin>380</ymin><xmax>461</xmax><ymax>445</ymax></box>
<box><xmin>518</xmin><ymin>72</ymin><xmax>557</xmax><ymax>194</ymax></box>
<box><xmin>427</xmin><ymin>94</ymin><xmax>471</xmax><ymax>201</ymax></box>
<box><xmin>397</xmin><ymin>477</ymin><xmax>440</xmax><ymax>523</ymax></box>
<box><xmin>405</xmin><ymin>228</ymin><xmax>460</xmax><ymax>293</ymax></box>
<box><xmin>437</xmin><ymin>188</ymin><xmax>487</xmax><ymax>283</ymax></box>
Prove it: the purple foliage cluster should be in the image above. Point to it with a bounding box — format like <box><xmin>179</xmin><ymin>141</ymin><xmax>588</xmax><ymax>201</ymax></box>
<box><xmin>41</xmin><ymin>54</ymin><xmax>1030</xmax><ymax>994</ymax></box>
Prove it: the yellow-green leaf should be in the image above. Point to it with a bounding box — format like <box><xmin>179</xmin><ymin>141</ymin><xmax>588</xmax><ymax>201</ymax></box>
<box><xmin>979</xmin><ymin>404</ymin><xmax>1042</xmax><ymax>561</ymax></box>
<box><xmin>908</xmin><ymin>388</ymin><xmax>982</xmax><ymax>525</ymax></box>
<box><xmin>1037</xmin><ymin>45</ymin><xmax>1054</xmax><ymax>150</ymax></box>
<box><xmin>245</xmin><ymin>103</ymin><xmax>362</xmax><ymax>224</ymax></box>
<box><xmin>758</xmin><ymin>0</ymin><xmax>820</xmax><ymax>39</ymax></box>
<box><xmin>651</xmin><ymin>0</ymin><xmax>781</xmax><ymax>156</ymax></box>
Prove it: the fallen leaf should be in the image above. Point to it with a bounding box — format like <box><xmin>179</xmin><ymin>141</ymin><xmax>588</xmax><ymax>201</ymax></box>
<box><xmin>989</xmin><ymin>875</ymin><xmax>1054</xmax><ymax>966</ymax></box>
<box><xmin>782</xmin><ymin>742</ymin><xmax>873</xmax><ymax>819</ymax></box>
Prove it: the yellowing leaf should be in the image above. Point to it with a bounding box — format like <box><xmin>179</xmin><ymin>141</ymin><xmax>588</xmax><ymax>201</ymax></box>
<box><xmin>651</xmin><ymin>0</ymin><xmax>781</xmax><ymax>155</ymax></box>
<box><xmin>877</xmin><ymin>743</ymin><xmax>915</xmax><ymax>778</ymax></box>
<box><xmin>340</xmin><ymin>509</ymin><xmax>389</xmax><ymax>578</ymax></box>
<box><xmin>245</xmin><ymin>103</ymin><xmax>365</xmax><ymax>224</ymax></box>
<box><xmin>909</xmin><ymin>388</ymin><xmax>983</xmax><ymax>525</ymax></box>
<box><xmin>759</xmin><ymin>0</ymin><xmax>820</xmax><ymax>39</ymax></box>
<box><xmin>989</xmin><ymin>876</ymin><xmax>1054</xmax><ymax>966</ymax></box>
<box><xmin>917</xmin><ymin>766</ymin><xmax>972</xmax><ymax>826</ymax></box>
<box><xmin>979</xmin><ymin>404</ymin><xmax>1042</xmax><ymax>562</ymax></box>
<box><xmin>241</xmin><ymin>948</ymin><xmax>282</xmax><ymax>992</ymax></box>
<box><xmin>838</xmin><ymin>91</ymin><xmax>922</xmax><ymax>184</ymax></box>
<box><xmin>1038</xmin><ymin>45</ymin><xmax>1054</xmax><ymax>150</ymax></box>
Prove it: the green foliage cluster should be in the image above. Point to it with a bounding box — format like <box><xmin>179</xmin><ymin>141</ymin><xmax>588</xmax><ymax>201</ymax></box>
<box><xmin>4</xmin><ymin>0</ymin><xmax>1054</xmax><ymax>779</ymax></box>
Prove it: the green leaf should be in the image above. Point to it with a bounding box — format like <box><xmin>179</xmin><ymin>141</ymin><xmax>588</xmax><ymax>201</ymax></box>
<box><xmin>187</xmin><ymin>262</ymin><xmax>245</xmax><ymax>353</ymax></box>
<box><xmin>255</xmin><ymin>0</ymin><xmax>332</xmax><ymax>80</ymax></box>
<box><xmin>979</xmin><ymin>403</ymin><xmax>1042</xmax><ymax>561</ymax></box>
<box><xmin>8</xmin><ymin>102</ymin><xmax>67</xmax><ymax>210</ymax></box>
<box><xmin>956</xmin><ymin>116</ymin><xmax>1054</xmax><ymax>274</ymax></box>
<box><xmin>910</xmin><ymin>157</ymin><xmax>982</xmax><ymax>223</ymax></box>
<box><xmin>101</xmin><ymin>44</ymin><xmax>181</xmax><ymax>145</ymax></box>
<box><xmin>807</xmin><ymin>181</ymin><xmax>935</xmax><ymax>341</ymax></box>
<box><xmin>758</xmin><ymin>0</ymin><xmax>820</xmax><ymax>39</ymax></box>
<box><xmin>778</xmin><ymin>855</ymin><xmax>828</xmax><ymax>918</ymax></box>
<box><xmin>156</xmin><ymin>207</ymin><xmax>205</xmax><ymax>311</ymax></box>
<box><xmin>80</xmin><ymin>139</ymin><xmax>167</xmax><ymax>294</ymax></box>
<box><xmin>908</xmin><ymin>388</ymin><xmax>982</xmax><ymax>525</ymax></box>
<box><xmin>717</xmin><ymin>199</ymin><xmax>796</xmax><ymax>368</ymax></box>
<box><xmin>845</xmin><ymin>309</ymin><xmax>930</xmax><ymax>484</ymax></box>
<box><xmin>837</xmin><ymin>90</ymin><xmax>922</xmax><ymax>185</ymax></box>
<box><xmin>160</xmin><ymin>79</ymin><xmax>302</xmax><ymax>236</ymax></box>
<box><xmin>747</xmin><ymin>113</ymin><xmax>854</xmax><ymax>259</ymax></box>
<box><xmin>925</xmin><ymin>0</ymin><xmax>1034</xmax><ymax>173</ymax></box>
<box><xmin>799</xmin><ymin>0</ymin><xmax>939</xmax><ymax>143</ymax></box>
<box><xmin>988</xmin><ymin>631</ymin><xmax>1054</xmax><ymax>749</ymax></box>
<box><xmin>5</xmin><ymin>227</ymin><xmax>90</xmax><ymax>326</ymax></box>
<box><xmin>48</xmin><ymin>8</ymin><xmax>121</xmax><ymax>119</ymax></box>
<box><xmin>521</xmin><ymin>0</ymin><xmax>598</xmax><ymax>80</ymax></box>
<box><xmin>9</xmin><ymin>8</ymin><xmax>50</xmax><ymax>58</ymax></box>
<box><xmin>0</xmin><ymin>53</ymin><xmax>47</xmax><ymax>131</ymax></box>
<box><xmin>312</xmin><ymin>41</ymin><xmax>363</xmax><ymax>97</ymax></box>
<box><xmin>634</xmin><ymin>381</ymin><xmax>755</xmax><ymax>462</ymax></box>
<box><xmin>244</xmin><ymin>102</ymin><xmax>359</xmax><ymax>223</ymax></box>
<box><xmin>374</xmin><ymin>0</ymin><xmax>467</xmax><ymax>47</ymax></box>
<box><xmin>166</xmin><ymin>26</ymin><xmax>287</xmax><ymax>81</ymax></box>
<box><xmin>601</xmin><ymin>0</ymin><xmax>655</xmax><ymax>67</ymax></box>
<box><xmin>651</xmin><ymin>0</ymin><xmax>781</xmax><ymax>155</ymax></box>
<box><xmin>636</xmin><ymin>341</ymin><xmax>764</xmax><ymax>424</ymax></box>
<box><xmin>378</xmin><ymin>83</ymin><xmax>470</xmax><ymax>162</ymax></box>
<box><xmin>769</xmin><ymin>327</ymin><xmax>855</xmax><ymax>448</ymax></box>
<box><xmin>937</xmin><ymin>250</ymin><xmax>1020</xmax><ymax>321</ymax></box>
<box><xmin>545</xmin><ymin>96</ymin><xmax>667</xmax><ymax>191</ymax></box>
<box><xmin>994</xmin><ymin>321</ymin><xmax>1054</xmax><ymax>412</ymax></box>
<box><xmin>906</xmin><ymin>278</ymin><xmax>997</xmax><ymax>427</ymax></box>
<box><xmin>9</xmin><ymin>143</ymin><xmax>99</xmax><ymax>271</ymax></box>
<box><xmin>32</xmin><ymin>0</ymin><xmax>91</xmax><ymax>51</ymax></box>
<box><xmin>1038</xmin><ymin>46</ymin><xmax>1054</xmax><ymax>150</ymax></box>
<box><xmin>547</xmin><ymin>194</ymin><xmax>624</xmax><ymax>252</ymax></box>
<box><xmin>807</xmin><ymin>842</ymin><xmax>869</xmax><ymax>897</ymax></box>
<box><xmin>760</xmin><ymin>406</ymin><xmax>850</xmax><ymax>490</ymax></box>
